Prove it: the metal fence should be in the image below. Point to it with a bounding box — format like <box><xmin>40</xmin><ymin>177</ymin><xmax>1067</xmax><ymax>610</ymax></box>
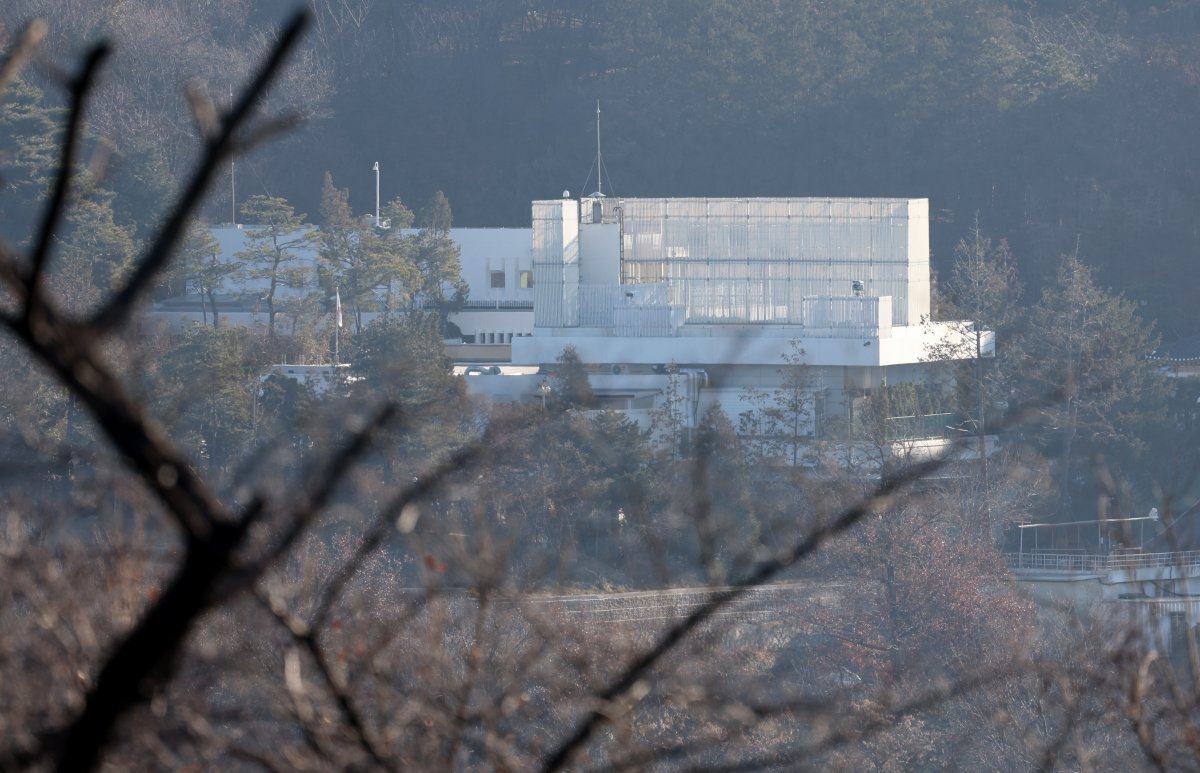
<box><xmin>1004</xmin><ymin>550</ymin><xmax>1200</xmax><ymax>572</ymax></box>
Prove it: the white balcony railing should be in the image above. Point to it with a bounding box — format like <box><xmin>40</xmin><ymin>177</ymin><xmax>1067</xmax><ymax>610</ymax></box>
<box><xmin>1004</xmin><ymin>550</ymin><xmax>1200</xmax><ymax>573</ymax></box>
<box><xmin>801</xmin><ymin>295</ymin><xmax>892</xmax><ymax>337</ymax></box>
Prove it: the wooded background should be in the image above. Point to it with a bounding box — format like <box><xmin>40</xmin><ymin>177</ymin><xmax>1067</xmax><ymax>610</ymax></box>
<box><xmin>5</xmin><ymin>1</ymin><xmax>1200</xmax><ymax>335</ymax></box>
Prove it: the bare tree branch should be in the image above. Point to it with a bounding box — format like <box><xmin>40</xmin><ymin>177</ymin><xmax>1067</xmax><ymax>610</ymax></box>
<box><xmin>254</xmin><ymin>591</ymin><xmax>390</xmax><ymax>769</ymax></box>
<box><xmin>0</xmin><ymin>19</ymin><xmax>47</xmax><ymax>99</ymax></box>
<box><xmin>219</xmin><ymin>403</ymin><xmax>398</xmax><ymax>600</ymax></box>
<box><xmin>87</xmin><ymin>10</ymin><xmax>308</xmax><ymax>334</ymax></box>
<box><xmin>27</xmin><ymin>43</ymin><xmax>110</xmax><ymax>317</ymax></box>
<box><xmin>310</xmin><ymin>441</ymin><xmax>484</xmax><ymax>631</ymax></box>
<box><xmin>0</xmin><ymin>13</ymin><xmax>322</xmax><ymax>771</ymax></box>
<box><xmin>541</xmin><ymin>454</ymin><xmax>947</xmax><ymax>772</ymax></box>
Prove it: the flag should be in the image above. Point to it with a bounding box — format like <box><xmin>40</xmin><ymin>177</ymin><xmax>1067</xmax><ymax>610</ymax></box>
<box><xmin>335</xmin><ymin>287</ymin><xmax>343</xmax><ymax>328</ymax></box>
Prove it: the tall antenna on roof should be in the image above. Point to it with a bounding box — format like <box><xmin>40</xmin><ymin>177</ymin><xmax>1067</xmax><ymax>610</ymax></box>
<box><xmin>596</xmin><ymin>99</ymin><xmax>602</xmax><ymax>197</ymax></box>
<box><xmin>580</xmin><ymin>100</ymin><xmax>615</xmax><ymax>198</ymax></box>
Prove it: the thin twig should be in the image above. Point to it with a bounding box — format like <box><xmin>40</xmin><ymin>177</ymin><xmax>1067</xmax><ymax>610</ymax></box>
<box><xmin>540</xmin><ymin>454</ymin><xmax>946</xmax><ymax>773</ymax></box>
<box><xmin>310</xmin><ymin>441</ymin><xmax>484</xmax><ymax>631</ymax></box>
<box><xmin>218</xmin><ymin>403</ymin><xmax>397</xmax><ymax>601</ymax></box>
<box><xmin>254</xmin><ymin>591</ymin><xmax>390</xmax><ymax>769</ymax></box>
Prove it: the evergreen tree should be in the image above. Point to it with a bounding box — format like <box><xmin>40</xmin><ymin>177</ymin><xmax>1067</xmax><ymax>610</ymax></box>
<box><xmin>0</xmin><ymin>78</ymin><xmax>62</xmax><ymax>242</ymax></box>
<box><xmin>410</xmin><ymin>192</ymin><xmax>464</xmax><ymax>312</ymax></box>
<box><xmin>107</xmin><ymin>136</ymin><xmax>173</xmax><ymax>240</ymax></box>
<box><xmin>551</xmin><ymin>345</ymin><xmax>594</xmax><ymax>410</ymax></box>
<box><xmin>172</xmin><ymin>222</ymin><xmax>232</xmax><ymax>327</ymax></box>
<box><xmin>317</xmin><ymin>172</ymin><xmax>373</xmax><ymax>333</ymax></box>
<box><xmin>349</xmin><ymin>314</ymin><xmax>469</xmax><ymax>463</ymax></box>
<box><xmin>151</xmin><ymin>325</ymin><xmax>271</xmax><ymax>477</ymax></box>
<box><xmin>1016</xmin><ymin>251</ymin><xmax>1164</xmax><ymax>514</ymax></box>
<box><xmin>318</xmin><ymin>173</ymin><xmax>420</xmax><ymax>331</ymax></box>
<box><xmin>417</xmin><ymin>190</ymin><xmax>452</xmax><ymax>233</ymax></box>
<box><xmin>237</xmin><ymin>195</ymin><xmax>317</xmax><ymax>340</ymax></box>
<box><xmin>54</xmin><ymin>180</ymin><xmax>137</xmax><ymax>315</ymax></box>
<box><xmin>382</xmin><ymin>196</ymin><xmax>415</xmax><ymax>230</ymax></box>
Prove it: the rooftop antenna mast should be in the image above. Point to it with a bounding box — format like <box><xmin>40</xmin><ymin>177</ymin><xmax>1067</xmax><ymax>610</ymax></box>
<box><xmin>580</xmin><ymin>99</ymin><xmax>615</xmax><ymax>199</ymax></box>
<box><xmin>596</xmin><ymin>99</ymin><xmax>603</xmax><ymax>197</ymax></box>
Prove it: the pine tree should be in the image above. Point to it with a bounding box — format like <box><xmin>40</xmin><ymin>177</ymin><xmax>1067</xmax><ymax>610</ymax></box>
<box><xmin>409</xmin><ymin>192</ymin><xmax>464</xmax><ymax>312</ymax></box>
<box><xmin>418</xmin><ymin>190</ymin><xmax>452</xmax><ymax>233</ymax></box>
<box><xmin>0</xmin><ymin>78</ymin><xmax>62</xmax><ymax>242</ymax></box>
<box><xmin>173</xmin><ymin>222</ymin><xmax>232</xmax><ymax>327</ymax></box>
<box><xmin>318</xmin><ymin>173</ymin><xmax>421</xmax><ymax>331</ymax></box>
<box><xmin>551</xmin><ymin>345</ymin><xmax>594</xmax><ymax>410</ymax></box>
<box><xmin>237</xmin><ymin>195</ymin><xmax>316</xmax><ymax>340</ymax></box>
<box><xmin>1017</xmin><ymin>251</ymin><xmax>1164</xmax><ymax>514</ymax></box>
<box><xmin>54</xmin><ymin>180</ymin><xmax>137</xmax><ymax>315</ymax></box>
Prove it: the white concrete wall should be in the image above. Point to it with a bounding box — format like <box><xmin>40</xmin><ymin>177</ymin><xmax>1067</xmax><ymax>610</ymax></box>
<box><xmin>532</xmin><ymin>200</ymin><xmax>580</xmax><ymax>327</ymax></box>
<box><xmin>405</xmin><ymin>227</ymin><xmax>533</xmax><ymax>306</ymax></box>
<box><xmin>579</xmin><ymin>223</ymin><xmax>621</xmax><ymax>284</ymax></box>
<box><xmin>447</xmin><ymin>309</ymin><xmax>533</xmax><ymax>341</ymax></box>
<box><xmin>512</xmin><ymin>320</ymin><xmax>965</xmax><ymax>368</ymax></box>
<box><xmin>157</xmin><ymin>225</ymin><xmax>536</xmax><ymax>338</ymax></box>
<box><xmin>904</xmin><ymin>198</ymin><xmax>931</xmax><ymax>325</ymax></box>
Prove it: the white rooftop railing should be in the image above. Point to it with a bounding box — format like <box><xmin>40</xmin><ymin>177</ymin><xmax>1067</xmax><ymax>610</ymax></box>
<box><xmin>801</xmin><ymin>295</ymin><xmax>892</xmax><ymax>333</ymax></box>
<box><xmin>1004</xmin><ymin>550</ymin><xmax>1200</xmax><ymax>573</ymax></box>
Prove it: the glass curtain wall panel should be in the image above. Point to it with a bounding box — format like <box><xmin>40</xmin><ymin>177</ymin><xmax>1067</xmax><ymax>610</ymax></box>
<box><xmin>619</xmin><ymin>198</ymin><xmax>924</xmax><ymax>326</ymax></box>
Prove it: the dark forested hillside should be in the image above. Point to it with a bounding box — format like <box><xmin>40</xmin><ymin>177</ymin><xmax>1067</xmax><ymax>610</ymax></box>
<box><xmin>4</xmin><ymin>0</ymin><xmax>1200</xmax><ymax>333</ymax></box>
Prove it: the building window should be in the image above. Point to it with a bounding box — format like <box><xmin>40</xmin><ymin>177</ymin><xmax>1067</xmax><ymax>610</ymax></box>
<box><xmin>519</xmin><ymin>270</ymin><xmax>533</xmax><ymax>288</ymax></box>
<box><xmin>490</xmin><ymin>270</ymin><xmax>505</xmax><ymax>289</ymax></box>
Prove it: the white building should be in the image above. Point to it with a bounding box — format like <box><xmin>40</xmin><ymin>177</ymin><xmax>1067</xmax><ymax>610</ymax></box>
<box><xmin>467</xmin><ymin>194</ymin><xmax>991</xmax><ymax>450</ymax></box>
<box><xmin>151</xmin><ymin>225</ymin><xmax>535</xmax><ymax>347</ymax></box>
<box><xmin>438</xmin><ymin>227</ymin><xmax>533</xmax><ymax>345</ymax></box>
<box><xmin>148</xmin><ymin>194</ymin><xmax>987</xmax><ymax>453</ymax></box>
